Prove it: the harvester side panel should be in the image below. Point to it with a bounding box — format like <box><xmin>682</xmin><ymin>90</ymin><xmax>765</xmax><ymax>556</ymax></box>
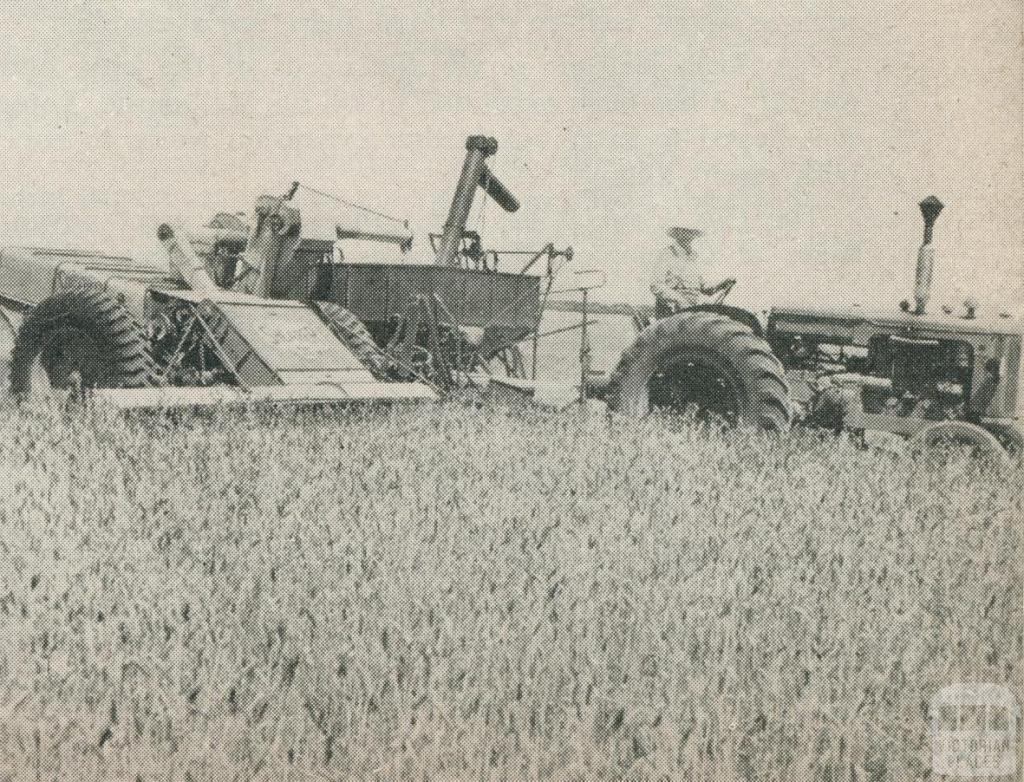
<box><xmin>0</xmin><ymin>248</ymin><xmax>134</xmax><ymax>307</ymax></box>
<box><xmin>156</xmin><ymin>290</ymin><xmax>378</xmax><ymax>387</ymax></box>
<box><xmin>337</xmin><ymin>264</ymin><xmax>388</xmax><ymax>322</ymax></box>
<box><xmin>216</xmin><ymin>301</ymin><xmax>374</xmax><ymax>384</ymax></box>
<box><xmin>265</xmin><ymin>239</ymin><xmax>334</xmax><ymax>300</ymax></box>
<box><xmin>188</xmin><ymin>300</ymin><xmax>281</xmax><ymax>387</ymax></box>
<box><xmin>463</xmin><ymin>270</ymin><xmax>497</xmax><ymax>326</ymax></box>
<box><xmin>0</xmin><ymin>247</ymin><xmax>173</xmax><ymax>325</ymax></box>
<box><xmin>327</xmin><ymin>264</ymin><xmax>540</xmax><ymax>331</ymax></box>
<box><xmin>0</xmin><ymin>250</ymin><xmax>67</xmax><ymax>307</ymax></box>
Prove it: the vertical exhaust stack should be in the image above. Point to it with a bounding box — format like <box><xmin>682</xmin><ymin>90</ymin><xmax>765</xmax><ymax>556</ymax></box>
<box><xmin>914</xmin><ymin>195</ymin><xmax>944</xmax><ymax>315</ymax></box>
<box><xmin>435</xmin><ymin>136</ymin><xmax>520</xmax><ymax>267</ymax></box>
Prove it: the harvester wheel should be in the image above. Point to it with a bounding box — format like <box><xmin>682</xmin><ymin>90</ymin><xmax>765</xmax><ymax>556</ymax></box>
<box><xmin>909</xmin><ymin>421</ymin><xmax>1008</xmax><ymax>461</ymax></box>
<box><xmin>315</xmin><ymin>303</ymin><xmax>382</xmax><ymax>375</ymax></box>
<box><xmin>9</xmin><ymin>287</ymin><xmax>156</xmax><ymax>394</ymax></box>
<box><xmin>606</xmin><ymin>311</ymin><xmax>791</xmax><ymax>431</ymax></box>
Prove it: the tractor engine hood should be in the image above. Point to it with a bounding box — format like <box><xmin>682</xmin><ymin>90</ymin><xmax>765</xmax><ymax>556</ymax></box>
<box><xmin>769</xmin><ymin>303</ymin><xmax>1024</xmax><ymax>341</ymax></box>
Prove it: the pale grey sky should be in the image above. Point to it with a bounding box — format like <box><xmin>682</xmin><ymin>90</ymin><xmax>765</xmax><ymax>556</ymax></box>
<box><xmin>0</xmin><ymin>1</ymin><xmax>1020</xmax><ymax>309</ymax></box>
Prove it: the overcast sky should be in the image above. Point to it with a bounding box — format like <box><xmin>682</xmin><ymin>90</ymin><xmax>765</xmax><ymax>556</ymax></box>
<box><xmin>0</xmin><ymin>1</ymin><xmax>1020</xmax><ymax>309</ymax></box>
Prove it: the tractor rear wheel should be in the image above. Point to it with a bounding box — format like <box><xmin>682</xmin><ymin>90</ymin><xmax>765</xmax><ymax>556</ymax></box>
<box><xmin>315</xmin><ymin>303</ymin><xmax>382</xmax><ymax>375</ymax></box>
<box><xmin>9</xmin><ymin>287</ymin><xmax>156</xmax><ymax>394</ymax></box>
<box><xmin>606</xmin><ymin>311</ymin><xmax>791</xmax><ymax>431</ymax></box>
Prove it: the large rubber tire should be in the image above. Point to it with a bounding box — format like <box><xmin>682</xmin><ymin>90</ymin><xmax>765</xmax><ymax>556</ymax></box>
<box><xmin>606</xmin><ymin>311</ymin><xmax>791</xmax><ymax>431</ymax></box>
<box><xmin>315</xmin><ymin>302</ymin><xmax>382</xmax><ymax>375</ymax></box>
<box><xmin>909</xmin><ymin>421</ymin><xmax>1007</xmax><ymax>461</ymax></box>
<box><xmin>9</xmin><ymin>287</ymin><xmax>156</xmax><ymax>394</ymax></box>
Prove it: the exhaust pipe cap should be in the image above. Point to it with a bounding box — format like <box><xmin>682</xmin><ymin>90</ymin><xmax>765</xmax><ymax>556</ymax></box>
<box><xmin>919</xmin><ymin>196</ymin><xmax>944</xmax><ymax>239</ymax></box>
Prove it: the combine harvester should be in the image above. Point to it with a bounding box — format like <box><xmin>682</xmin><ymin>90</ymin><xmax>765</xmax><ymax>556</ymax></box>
<box><xmin>0</xmin><ymin>136</ymin><xmax>571</xmax><ymax>411</ymax></box>
<box><xmin>0</xmin><ymin>131</ymin><xmax>1019</xmax><ymax>457</ymax></box>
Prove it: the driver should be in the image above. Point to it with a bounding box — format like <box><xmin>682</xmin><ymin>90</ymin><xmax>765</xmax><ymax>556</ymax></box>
<box><xmin>650</xmin><ymin>227</ymin><xmax>734</xmax><ymax>315</ymax></box>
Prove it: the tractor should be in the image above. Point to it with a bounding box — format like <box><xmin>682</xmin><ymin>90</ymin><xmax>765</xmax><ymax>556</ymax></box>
<box><xmin>0</xmin><ymin>135</ymin><xmax>569</xmax><ymax>411</ymax></box>
<box><xmin>594</xmin><ymin>196</ymin><xmax>1023</xmax><ymax>456</ymax></box>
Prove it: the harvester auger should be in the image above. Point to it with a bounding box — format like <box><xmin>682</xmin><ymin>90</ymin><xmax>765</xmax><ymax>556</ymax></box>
<box><xmin>593</xmin><ymin>196</ymin><xmax>1023</xmax><ymax>457</ymax></box>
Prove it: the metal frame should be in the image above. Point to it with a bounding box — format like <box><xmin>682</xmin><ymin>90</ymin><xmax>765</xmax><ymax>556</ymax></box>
<box><xmin>548</xmin><ymin>269</ymin><xmax>607</xmax><ymax>406</ymax></box>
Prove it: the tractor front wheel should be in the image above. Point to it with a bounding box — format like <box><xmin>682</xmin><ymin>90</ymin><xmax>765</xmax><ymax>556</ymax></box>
<box><xmin>9</xmin><ymin>287</ymin><xmax>156</xmax><ymax>394</ymax></box>
<box><xmin>606</xmin><ymin>311</ymin><xmax>791</xmax><ymax>431</ymax></box>
<box><xmin>909</xmin><ymin>421</ymin><xmax>1009</xmax><ymax>462</ymax></box>
<box><xmin>987</xmin><ymin>423</ymin><xmax>1024</xmax><ymax>457</ymax></box>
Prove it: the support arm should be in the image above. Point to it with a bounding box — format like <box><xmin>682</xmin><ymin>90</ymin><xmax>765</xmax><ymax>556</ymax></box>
<box><xmin>157</xmin><ymin>224</ymin><xmax>220</xmax><ymax>292</ymax></box>
<box><xmin>434</xmin><ymin>136</ymin><xmax>520</xmax><ymax>267</ymax></box>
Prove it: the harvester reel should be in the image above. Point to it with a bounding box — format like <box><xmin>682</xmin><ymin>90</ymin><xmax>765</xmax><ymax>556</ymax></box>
<box><xmin>9</xmin><ymin>287</ymin><xmax>157</xmax><ymax>394</ymax></box>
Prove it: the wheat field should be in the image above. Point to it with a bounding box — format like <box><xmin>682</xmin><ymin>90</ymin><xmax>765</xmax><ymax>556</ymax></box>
<box><xmin>0</xmin><ymin>399</ymin><xmax>1019</xmax><ymax>781</ymax></box>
